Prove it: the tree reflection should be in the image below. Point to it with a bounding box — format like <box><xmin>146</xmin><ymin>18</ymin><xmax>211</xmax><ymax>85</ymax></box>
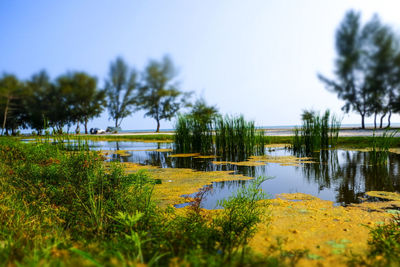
<box><xmin>302</xmin><ymin>150</ymin><xmax>400</xmax><ymax>204</ymax></box>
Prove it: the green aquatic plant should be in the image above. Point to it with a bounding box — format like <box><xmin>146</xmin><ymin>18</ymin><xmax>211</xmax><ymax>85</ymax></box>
<box><xmin>214</xmin><ymin>115</ymin><xmax>265</xmax><ymax>159</ymax></box>
<box><xmin>174</xmin><ymin>114</ymin><xmax>213</xmax><ymax>154</ymax></box>
<box><xmin>174</xmin><ymin>114</ymin><xmax>266</xmax><ymax>158</ymax></box>
<box><xmin>293</xmin><ymin>109</ymin><xmax>341</xmax><ymax>155</ymax></box>
<box><xmin>370</xmin><ymin>129</ymin><xmax>398</xmax><ymax>165</ymax></box>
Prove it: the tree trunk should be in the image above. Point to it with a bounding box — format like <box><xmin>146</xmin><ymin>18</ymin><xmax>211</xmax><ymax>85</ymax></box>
<box><xmin>1</xmin><ymin>96</ymin><xmax>10</xmax><ymax>135</ymax></box>
<box><xmin>379</xmin><ymin>113</ymin><xmax>386</xmax><ymax>129</ymax></box>
<box><xmin>387</xmin><ymin>111</ymin><xmax>392</xmax><ymax>128</ymax></box>
<box><xmin>361</xmin><ymin>114</ymin><xmax>365</xmax><ymax>129</ymax></box>
<box><xmin>75</xmin><ymin>122</ymin><xmax>80</xmax><ymax>134</ymax></box>
<box><xmin>374</xmin><ymin>112</ymin><xmax>377</xmax><ymax>129</ymax></box>
<box><xmin>156</xmin><ymin>119</ymin><xmax>160</xmax><ymax>133</ymax></box>
<box><xmin>84</xmin><ymin>117</ymin><xmax>88</xmax><ymax>134</ymax></box>
<box><xmin>115</xmin><ymin>118</ymin><xmax>119</xmax><ymax>128</ymax></box>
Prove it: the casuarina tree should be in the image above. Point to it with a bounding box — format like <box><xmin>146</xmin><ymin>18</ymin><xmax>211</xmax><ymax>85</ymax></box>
<box><xmin>319</xmin><ymin>10</ymin><xmax>400</xmax><ymax>129</ymax></box>
<box><xmin>137</xmin><ymin>55</ymin><xmax>191</xmax><ymax>132</ymax></box>
<box><xmin>104</xmin><ymin>57</ymin><xmax>138</xmax><ymax>128</ymax></box>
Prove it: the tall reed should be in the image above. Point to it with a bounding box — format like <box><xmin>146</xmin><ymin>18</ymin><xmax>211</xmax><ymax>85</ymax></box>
<box><xmin>174</xmin><ymin>114</ymin><xmax>266</xmax><ymax>158</ymax></box>
<box><xmin>214</xmin><ymin>115</ymin><xmax>264</xmax><ymax>158</ymax></box>
<box><xmin>174</xmin><ymin>114</ymin><xmax>213</xmax><ymax>154</ymax></box>
<box><xmin>292</xmin><ymin>109</ymin><xmax>341</xmax><ymax>155</ymax></box>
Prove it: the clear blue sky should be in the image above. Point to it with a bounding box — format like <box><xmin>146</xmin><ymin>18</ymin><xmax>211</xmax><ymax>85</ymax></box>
<box><xmin>1</xmin><ymin>0</ymin><xmax>400</xmax><ymax>130</ymax></box>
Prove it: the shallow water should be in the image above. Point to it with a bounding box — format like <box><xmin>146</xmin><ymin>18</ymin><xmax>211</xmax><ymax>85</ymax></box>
<box><xmin>65</xmin><ymin>140</ymin><xmax>400</xmax><ymax>209</ymax></box>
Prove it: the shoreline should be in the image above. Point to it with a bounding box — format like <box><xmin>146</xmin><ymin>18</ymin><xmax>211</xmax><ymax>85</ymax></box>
<box><xmin>103</xmin><ymin>127</ymin><xmax>400</xmax><ymax>137</ymax></box>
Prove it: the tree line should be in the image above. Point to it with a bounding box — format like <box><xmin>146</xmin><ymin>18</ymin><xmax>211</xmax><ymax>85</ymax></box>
<box><xmin>0</xmin><ymin>55</ymin><xmax>194</xmax><ymax>135</ymax></box>
<box><xmin>319</xmin><ymin>10</ymin><xmax>400</xmax><ymax>129</ymax></box>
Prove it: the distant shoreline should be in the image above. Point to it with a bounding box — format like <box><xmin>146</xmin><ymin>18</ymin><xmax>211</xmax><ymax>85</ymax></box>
<box><xmin>108</xmin><ymin>127</ymin><xmax>400</xmax><ymax>137</ymax></box>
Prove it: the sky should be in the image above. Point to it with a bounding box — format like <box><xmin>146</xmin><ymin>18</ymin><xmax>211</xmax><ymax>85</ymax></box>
<box><xmin>1</xmin><ymin>0</ymin><xmax>400</xmax><ymax>131</ymax></box>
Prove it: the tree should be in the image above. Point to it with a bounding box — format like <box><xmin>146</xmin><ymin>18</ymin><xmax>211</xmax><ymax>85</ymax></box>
<box><xmin>56</xmin><ymin>72</ymin><xmax>105</xmax><ymax>134</ymax></box>
<box><xmin>137</xmin><ymin>55</ymin><xmax>192</xmax><ymax>132</ymax></box>
<box><xmin>318</xmin><ymin>10</ymin><xmax>369</xmax><ymax>128</ymax></box>
<box><xmin>25</xmin><ymin>70</ymin><xmax>53</xmax><ymax>133</ymax></box>
<box><xmin>104</xmin><ymin>57</ymin><xmax>138</xmax><ymax>128</ymax></box>
<box><xmin>362</xmin><ymin>16</ymin><xmax>398</xmax><ymax>128</ymax></box>
<box><xmin>0</xmin><ymin>74</ymin><xmax>22</xmax><ymax>135</ymax></box>
<box><xmin>319</xmin><ymin>10</ymin><xmax>400</xmax><ymax>129</ymax></box>
<box><xmin>188</xmin><ymin>97</ymin><xmax>219</xmax><ymax>124</ymax></box>
<box><xmin>387</xmin><ymin>46</ymin><xmax>400</xmax><ymax>127</ymax></box>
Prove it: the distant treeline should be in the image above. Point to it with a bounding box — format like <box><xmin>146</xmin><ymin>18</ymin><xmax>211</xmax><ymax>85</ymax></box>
<box><xmin>319</xmin><ymin>10</ymin><xmax>400</xmax><ymax>129</ymax></box>
<box><xmin>0</xmin><ymin>55</ymin><xmax>191</xmax><ymax>135</ymax></box>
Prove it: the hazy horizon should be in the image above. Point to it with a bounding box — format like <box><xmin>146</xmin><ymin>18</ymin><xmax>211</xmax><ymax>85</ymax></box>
<box><xmin>2</xmin><ymin>0</ymin><xmax>400</xmax><ymax>131</ymax></box>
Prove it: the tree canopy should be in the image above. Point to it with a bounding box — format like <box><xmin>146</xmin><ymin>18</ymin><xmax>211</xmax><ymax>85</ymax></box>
<box><xmin>188</xmin><ymin>97</ymin><xmax>219</xmax><ymax>124</ymax></box>
<box><xmin>319</xmin><ymin>10</ymin><xmax>400</xmax><ymax>129</ymax></box>
<box><xmin>137</xmin><ymin>55</ymin><xmax>192</xmax><ymax>132</ymax></box>
<box><xmin>56</xmin><ymin>72</ymin><xmax>104</xmax><ymax>134</ymax></box>
<box><xmin>104</xmin><ymin>57</ymin><xmax>138</xmax><ymax>128</ymax></box>
<box><xmin>0</xmin><ymin>73</ymin><xmax>23</xmax><ymax>135</ymax></box>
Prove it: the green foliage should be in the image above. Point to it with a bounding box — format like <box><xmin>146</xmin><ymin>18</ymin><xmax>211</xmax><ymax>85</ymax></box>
<box><xmin>369</xmin><ymin>216</ymin><xmax>400</xmax><ymax>262</ymax></box>
<box><xmin>137</xmin><ymin>55</ymin><xmax>192</xmax><ymax>132</ymax></box>
<box><xmin>104</xmin><ymin>57</ymin><xmax>138</xmax><ymax>128</ymax></box>
<box><xmin>189</xmin><ymin>97</ymin><xmax>219</xmax><ymax>124</ymax></box>
<box><xmin>24</xmin><ymin>70</ymin><xmax>53</xmax><ymax>133</ymax></box>
<box><xmin>319</xmin><ymin>10</ymin><xmax>400</xmax><ymax>129</ymax></box>
<box><xmin>292</xmin><ymin>109</ymin><xmax>341</xmax><ymax>155</ymax></box>
<box><xmin>161</xmin><ymin>177</ymin><xmax>270</xmax><ymax>266</ymax></box>
<box><xmin>56</xmin><ymin>72</ymin><xmax>105</xmax><ymax>134</ymax></box>
<box><xmin>0</xmin><ymin>73</ymin><xmax>24</xmax><ymax>135</ymax></box>
<box><xmin>215</xmin><ymin>176</ymin><xmax>269</xmax><ymax>263</ymax></box>
<box><xmin>350</xmin><ymin>216</ymin><xmax>400</xmax><ymax>267</ymax></box>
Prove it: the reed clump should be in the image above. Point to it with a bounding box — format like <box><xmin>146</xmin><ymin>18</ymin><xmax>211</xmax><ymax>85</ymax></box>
<box><xmin>174</xmin><ymin>114</ymin><xmax>213</xmax><ymax>154</ymax></box>
<box><xmin>292</xmin><ymin>110</ymin><xmax>341</xmax><ymax>155</ymax></box>
<box><xmin>174</xmin><ymin>114</ymin><xmax>267</xmax><ymax>157</ymax></box>
<box><xmin>214</xmin><ymin>115</ymin><xmax>266</xmax><ymax>158</ymax></box>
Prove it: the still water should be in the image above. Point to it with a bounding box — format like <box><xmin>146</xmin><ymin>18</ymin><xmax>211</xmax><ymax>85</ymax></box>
<box><xmin>82</xmin><ymin>140</ymin><xmax>400</xmax><ymax>209</ymax></box>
